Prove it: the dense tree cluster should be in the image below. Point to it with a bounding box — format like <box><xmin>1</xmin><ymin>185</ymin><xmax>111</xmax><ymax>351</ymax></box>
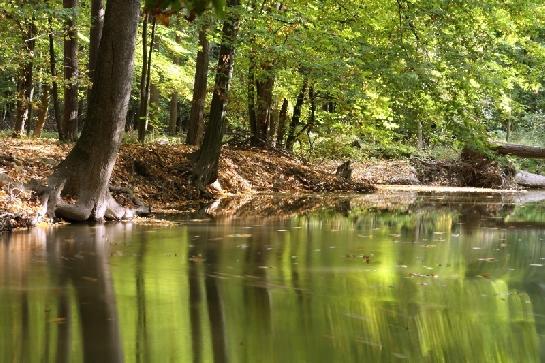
<box><xmin>1</xmin><ymin>0</ymin><xmax>545</xmax><ymax>220</ymax></box>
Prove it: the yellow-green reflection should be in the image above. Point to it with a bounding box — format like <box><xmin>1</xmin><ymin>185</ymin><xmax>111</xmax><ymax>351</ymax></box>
<box><xmin>1</xmin><ymin>192</ymin><xmax>545</xmax><ymax>362</ymax></box>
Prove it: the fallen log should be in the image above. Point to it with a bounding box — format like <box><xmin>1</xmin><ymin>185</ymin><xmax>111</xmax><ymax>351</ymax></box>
<box><xmin>493</xmin><ymin>143</ymin><xmax>545</xmax><ymax>159</ymax></box>
<box><xmin>515</xmin><ymin>171</ymin><xmax>545</xmax><ymax>188</ymax></box>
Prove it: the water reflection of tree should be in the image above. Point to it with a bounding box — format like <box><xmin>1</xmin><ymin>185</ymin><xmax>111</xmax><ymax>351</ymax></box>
<box><xmin>241</xmin><ymin>227</ymin><xmax>272</xmax><ymax>360</ymax></box>
<box><xmin>188</xmin><ymin>227</ymin><xmax>228</xmax><ymax>363</ymax></box>
<box><xmin>60</xmin><ymin>225</ymin><xmax>123</xmax><ymax>363</ymax></box>
<box><xmin>135</xmin><ymin>230</ymin><xmax>149</xmax><ymax>363</ymax></box>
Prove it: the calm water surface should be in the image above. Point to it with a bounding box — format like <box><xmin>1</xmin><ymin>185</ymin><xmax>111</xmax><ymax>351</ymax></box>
<box><xmin>2</xmin><ymin>192</ymin><xmax>545</xmax><ymax>362</ymax></box>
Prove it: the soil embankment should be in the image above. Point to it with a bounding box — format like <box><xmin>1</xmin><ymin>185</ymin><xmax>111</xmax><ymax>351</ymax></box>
<box><xmin>0</xmin><ymin>139</ymin><xmax>520</xmax><ymax>232</ymax></box>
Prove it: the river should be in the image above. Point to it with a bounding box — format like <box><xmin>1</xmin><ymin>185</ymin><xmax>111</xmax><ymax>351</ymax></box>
<box><xmin>1</xmin><ymin>191</ymin><xmax>545</xmax><ymax>362</ymax></box>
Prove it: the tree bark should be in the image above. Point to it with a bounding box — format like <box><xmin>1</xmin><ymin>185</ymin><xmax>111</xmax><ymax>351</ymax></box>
<box><xmin>63</xmin><ymin>0</ymin><xmax>79</xmax><ymax>141</ymax></box>
<box><xmin>267</xmin><ymin>99</ymin><xmax>279</xmax><ymax>147</ymax></box>
<box><xmin>493</xmin><ymin>143</ymin><xmax>545</xmax><ymax>158</ymax></box>
<box><xmin>137</xmin><ymin>14</ymin><xmax>149</xmax><ymax>141</ymax></box>
<box><xmin>48</xmin><ymin>17</ymin><xmax>63</xmax><ymax>140</ymax></box>
<box><xmin>192</xmin><ymin>0</ymin><xmax>240</xmax><ymax>191</ymax></box>
<box><xmin>137</xmin><ymin>15</ymin><xmax>157</xmax><ymax>143</ymax></box>
<box><xmin>275</xmin><ymin>98</ymin><xmax>288</xmax><ymax>148</ymax></box>
<box><xmin>169</xmin><ymin>93</ymin><xmax>178</xmax><ymax>136</ymax></box>
<box><xmin>285</xmin><ymin>78</ymin><xmax>308</xmax><ymax>151</ymax></box>
<box><xmin>89</xmin><ymin>0</ymin><xmax>104</xmax><ymax>86</ymax></box>
<box><xmin>186</xmin><ymin>25</ymin><xmax>210</xmax><ymax>146</ymax></box>
<box><xmin>515</xmin><ymin>170</ymin><xmax>545</xmax><ymax>188</ymax></box>
<box><xmin>13</xmin><ymin>21</ymin><xmax>36</xmax><ymax>137</ymax></box>
<box><xmin>417</xmin><ymin>120</ymin><xmax>423</xmax><ymax>150</ymax></box>
<box><xmin>46</xmin><ymin>0</ymin><xmax>141</xmax><ymax>222</ymax></box>
<box><xmin>247</xmin><ymin>56</ymin><xmax>257</xmax><ymax>145</ymax></box>
<box><xmin>33</xmin><ymin>83</ymin><xmax>50</xmax><ymax>137</ymax></box>
<box><xmin>255</xmin><ymin>64</ymin><xmax>275</xmax><ymax>146</ymax></box>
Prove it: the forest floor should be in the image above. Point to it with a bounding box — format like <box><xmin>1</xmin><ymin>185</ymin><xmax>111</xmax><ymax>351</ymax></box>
<box><xmin>0</xmin><ymin>138</ymin><xmax>518</xmax><ymax>231</ymax></box>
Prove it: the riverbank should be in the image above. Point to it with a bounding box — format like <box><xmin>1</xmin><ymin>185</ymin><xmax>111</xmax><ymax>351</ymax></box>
<box><xmin>0</xmin><ymin>138</ymin><xmax>520</xmax><ymax>231</ymax></box>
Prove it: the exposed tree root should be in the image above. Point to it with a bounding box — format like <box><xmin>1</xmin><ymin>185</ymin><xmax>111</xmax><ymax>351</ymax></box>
<box><xmin>1</xmin><ymin>171</ymin><xmax>148</xmax><ymax>225</ymax></box>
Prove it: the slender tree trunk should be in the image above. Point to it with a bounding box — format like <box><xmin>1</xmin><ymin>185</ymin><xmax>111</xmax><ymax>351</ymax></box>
<box><xmin>417</xmin><ymin>120</ymin><xmax>423</xmax><ymax>150</ymax></box>
<box><xmin>506</xmin><ymin>118</ymin><xmax>511</xmax><ymax>143</ymax></box>
<box><xmin>63</xmin><ymin>0</ymin><xmax>79</xmax><ymax>141</ymax></box>
<box><xmin>13</xmin><ymin>21</ymin><xmax>36</xmax><ymax>137</ymax></box>
<box><xmin>192</xmin><ymin>0</ymin><xmax>241</xmax><ymax>191</ymax></box>
<box><xmin>46</xmin><ymin>0</ymin><xmax>141</xmax><ymax>222</ymax></box>
<box><xmin>285</xmin><ymin>78</ymin><xmax>308</xmax><ymax>151</ymax></box>
<box><xmin>276</xmin><ymin>98</ymin><xmax>288</xmax><ymax>148</ymax></box>
<box><xmin>247</xmin><ymin>56</ymin><xmax>257</xmax><ymax>145</ymax></box>
<box><xmin>255</xmin><ymin>64</ymin><xmax>275</xmax><ymax>146</ymax></box>
<box><xmin>137</xmin><ymin>15</ymin><xmax>156</xmax><ymax>143</ymax></box>
<box><xmin>187</xmin><ymin>25</ymin><xmax>210</xmax><ymax>146</ymax></box>
<box><xmin>137</xmin><ymin>14</ymin><xmax>149</xmax><ymax>141</ymax></box>
<box><xmin>169</xmin><ymin>93</ymin><xmax>178</xmax><ymax>136</ymax></box>
<box><xmin>267</xmin><ymin>99</ymin><xmax>279</xmax><ymax>147</ymax></box>
<box><xmin>33</xmin><ymin>83</ymin><xmax>50</xmax><ymax>137</ymax></box>
<box><xmin>48</xmin><ymin>17</ymin><xmax>63</xmax><ymax>140</ymax></box>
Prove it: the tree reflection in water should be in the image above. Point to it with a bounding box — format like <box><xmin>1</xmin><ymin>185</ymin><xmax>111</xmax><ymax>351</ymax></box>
<box><xmin>1</xmin><ymin>192</ymin><xmax>545</xmax><ymax>362</ymax></box>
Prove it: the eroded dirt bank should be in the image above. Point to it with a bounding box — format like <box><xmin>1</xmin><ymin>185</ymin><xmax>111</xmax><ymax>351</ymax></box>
<box><xmin>0</xmin><ymin>138</ymin><xmax>519</xmax><ymax>232</ymax></box>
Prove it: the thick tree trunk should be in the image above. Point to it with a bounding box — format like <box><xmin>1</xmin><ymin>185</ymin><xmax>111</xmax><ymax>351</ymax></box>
<box><xmin>89</xmin><ymin>0</ymin><xmax>104</xmax><ymax>85</ymax></box>
<box><xmin>13</xmin><ymin>22</ymin><xmax>36</xmax><ymax>137</ymax></box>
<box><xmin>494</xmin><ymin>143</ymin><xmax>545</xmax><ymax>158</ymax></box>
<box><xmin>192</xmin><ymin>0</ymin><xmax>240</xmax><ymax>191</ymax></box>
<box><xmin>48</xmin><ymin>17</ymin><xmax>63</xmax><ymax>140</ymax></box>
<box><xmin>255</xmin><ymin>64</ymin><xmax>275</xmax><ymax>147</ymax></box>
<box><xmin>87</xmin><ymin>0</ymin><xmax>105</xmax><ymax>130</ymax></box>
<box><xmin>46</xmin><ymin>0</ymin><xmax>141</xmax><ymax>222</ymax></box>
<box><xmin>33</xmin><ymin>83</ymin><xmax>50</xmax><ymax>137</ymax></box>
<box><xmin>137</xmin><ymin>16</ymin><xmax>156</xmax><ymax>143</ymax></box>
<box><xmin>275</xmin><ymin>98</ymin><xmax>288</xmax><ymax>148</ymax></box>
<box><xmin>169</xmin><ymin>93</ymin><xmax>178</xmax><ymax>135</ymax></box>
<box><xmin>186</xmin><ymin>25</ymin><xmax>210</xmax><ymax>146</ymax></box>
<box><xmin>285</xmin><ymin>78</ymin><xmax>308</xmax><ymax>151</ymax></box>
<box><xmin>63</xmin><ymin>0</ymin><xmax>79</xmax><ymax>141</ymax></box>
<box><xmin>247</xmin><ymin>56</ymin><xmax>257</xmax><ymax>145</ymax></box>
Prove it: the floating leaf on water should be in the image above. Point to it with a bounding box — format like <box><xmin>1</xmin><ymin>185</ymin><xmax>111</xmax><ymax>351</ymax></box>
<box><xmin>530</xmin><ymin>263</ymin><xmax>543</xmax><ymax>267</ymax></box>
<box><xmin>82</xmin><ymin>276</ymin><xmax>98</xmax><ymax>282</ymax></box>
<box><xmin>227</xmin><ymin>234</ymin><xmax>252</xmax><ymax>238</ymax></box>
<box><xmin>189</xmin><ymin>255</ymin><xmax>205</xmax><ymax>263</ymax></box>
<box><xmin>277</xmin><ymin>229</ymin><xmax>289</xmax><ymax>232</ymax></box>
<box><xmin>478</xmin><ymin>257</ymin><xmax>496</xmax><ymax>262</ymax></box>
<box><xmin>472</xmin><ymin>247</ymin><xmax>481</xmax><ymax>250</ymax></box>
<box><xmin>49</xmin><ymin>317</ymin><xmax>66</xmax><ymax>324</ymax></box>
